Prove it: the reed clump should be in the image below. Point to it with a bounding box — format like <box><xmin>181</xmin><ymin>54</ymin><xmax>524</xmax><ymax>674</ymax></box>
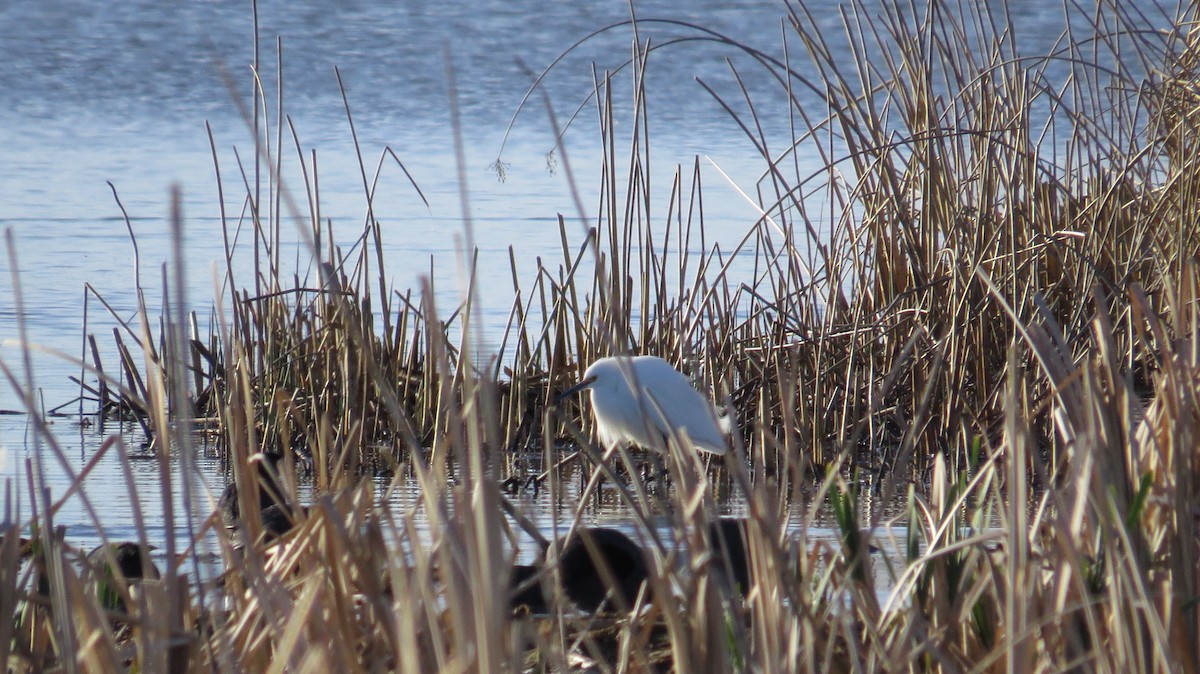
<box><xmin>3</xmin><ymin>0</ymin><xmax>1199</xmax><ymax>671</ymax></box>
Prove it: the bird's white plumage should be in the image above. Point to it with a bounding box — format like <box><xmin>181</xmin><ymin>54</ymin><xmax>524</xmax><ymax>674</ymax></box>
<box><xmin>572</xmin><ymin>356</ymin><xmax>729</xmax><ymax>455</ymax></box>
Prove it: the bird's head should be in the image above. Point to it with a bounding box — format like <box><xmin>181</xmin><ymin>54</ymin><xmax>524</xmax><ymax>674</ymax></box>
<box><xmin>557</xmin><ymin>358</ymin><xmax>626</xmax><ymax>403</ymax></box>
<box><xmin>556</xmin><ymin>372</ymin><xmax>598</xmax><ymax>404</ymax></box>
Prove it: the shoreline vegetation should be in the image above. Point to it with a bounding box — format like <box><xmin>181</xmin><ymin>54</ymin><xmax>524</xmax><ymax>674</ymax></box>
<box><xmin>4</xmin><ymin>1</ymin><xmax>1200</xmax><ymax>671</ymax></box>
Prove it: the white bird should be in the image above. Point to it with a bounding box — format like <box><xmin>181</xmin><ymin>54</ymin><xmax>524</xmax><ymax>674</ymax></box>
<box><xmin>560</xmin><ymin>356</ymin><xmax>730</xmax><ymax>456</ymax></box>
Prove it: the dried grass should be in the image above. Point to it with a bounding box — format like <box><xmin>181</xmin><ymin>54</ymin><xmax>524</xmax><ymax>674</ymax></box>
<box><xmin>4</xmin><ymin>1</ymin><xmax>1200</xmax><ymax>671</ymax></box>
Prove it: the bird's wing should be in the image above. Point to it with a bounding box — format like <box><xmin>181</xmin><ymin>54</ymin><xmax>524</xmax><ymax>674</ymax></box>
<box><xmin>640</xmin><ymin>378</ymin><xmax>728</xmax><ymax>455</ymax></box>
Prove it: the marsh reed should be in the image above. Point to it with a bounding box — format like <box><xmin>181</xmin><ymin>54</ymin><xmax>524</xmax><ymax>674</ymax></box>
<box><xmin>4</xmin><ymin>0</ymin><xmax>1200</xmax><ymax>671</ymax></box>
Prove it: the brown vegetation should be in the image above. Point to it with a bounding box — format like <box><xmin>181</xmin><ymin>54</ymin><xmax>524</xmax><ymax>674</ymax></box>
<box><xmin>4</xmin><ymin>1</ymin><xmax>1200</xmax><ymax>671</ymax></box>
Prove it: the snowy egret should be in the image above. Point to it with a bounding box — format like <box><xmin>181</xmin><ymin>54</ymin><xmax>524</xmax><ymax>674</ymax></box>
<box><xmin>560</xmin><ymin>355</ymin><xmax>730</xmax><ymax>456</ymax></box>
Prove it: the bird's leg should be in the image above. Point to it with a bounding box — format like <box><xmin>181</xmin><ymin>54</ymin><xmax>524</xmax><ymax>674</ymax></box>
<box><xmin>650</xmin><ymin>453</ymin><xmax>669</xmax><ymax>486</ymax></box>
<box><xmin>643</xmin><ymin>437</ymin><xmax>672</xmax><ymax>507</ymax></box>
<box><xmin>657</xmin><ymin>434</ymin><xmax>675</xmax><ymax>479</ymax></box>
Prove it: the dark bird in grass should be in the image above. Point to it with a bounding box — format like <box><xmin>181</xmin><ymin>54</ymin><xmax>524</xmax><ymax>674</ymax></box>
<box><xmin>86</xmin><ymin>541</ymin><xmax>160</xmax><ymax>612</ymax></box>
<box><xmin>508</xmin><ymin>563</ymin><xmax>549</xmax><ymax>615</ymax></box>
<box><xmin>554</xmin><ymin>522</ymin><xmax>758</xmax><ymax>611</ymax></box>
<box><xmin>257</xmin><ymin>502</ymin><xmax>310</xmax><ymax>542</ymax></box>
<box><xmin>507</xmin><ymin>528</ymin><xmax>649</xmax><ymax>616</ymax></box>
<box><xmin>217</xmin><ymin>452</ymin><xmax>313</xmax><ymax>544</ymax></box>
<box><xmin>87</xmin><ymin>541</ymin><xmax>160</xmax><ymax>582</ymax></box>
<box><xmin>708</xmin><ymin>518</ymin><xmax>752</xmax><ymax>596</ymax></box>
<box><xmin>218</xmin><ymin>452</ymin><xmax>293</xmax><ymax>530</ymax></box>
<box><xmin>553</xmin><ymin>527</ymin><xmax>648</xmax><ymax>614</ymax></box>
<box><xmin>516</xmin><ymin>521</ymin><xmax>758</xmax><ymax>615</ymax></box>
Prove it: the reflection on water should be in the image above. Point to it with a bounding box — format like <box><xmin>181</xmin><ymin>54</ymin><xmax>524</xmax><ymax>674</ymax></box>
<box><xmin>0</xmin><ymin>411</ymin><xmax>909</xmax><ymax>583</ymax></box>
<box><xmin>0</xmin><ymin>416</ymin><xmax>223</xmax><ymax>549</ymax></box>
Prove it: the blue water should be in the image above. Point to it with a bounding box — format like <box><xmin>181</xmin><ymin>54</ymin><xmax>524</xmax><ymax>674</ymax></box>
<box><xmin>0</xmin><ymin>0</ymin><xmax>1184</xmax><ymax>551</ymax></box>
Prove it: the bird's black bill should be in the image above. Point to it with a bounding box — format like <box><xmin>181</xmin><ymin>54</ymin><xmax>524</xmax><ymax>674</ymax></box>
<box><xmin>555</xmin><ymin>375</ymin><xmax>597</xmax><ymax>404</ymax></box>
